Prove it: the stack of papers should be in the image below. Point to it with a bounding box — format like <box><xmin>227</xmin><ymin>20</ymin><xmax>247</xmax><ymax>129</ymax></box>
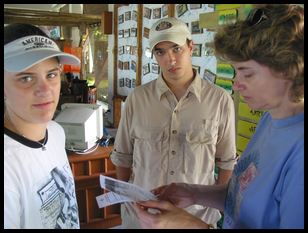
<box><xmin>96</xmin><ymin>175</ymin><xmax>157</xmax><ymax>208</ymax></box>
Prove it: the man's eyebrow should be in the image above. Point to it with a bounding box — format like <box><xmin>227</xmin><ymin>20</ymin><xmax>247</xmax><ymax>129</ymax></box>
<box><xmin>154</xmin><ymin>48</ymin><xmax>163</xmax><ymax>52</ymax></box>
<box><xmin>154</xmin><ymin>44</ymin><xmax>179</xmax><ymax>51</ymax></box>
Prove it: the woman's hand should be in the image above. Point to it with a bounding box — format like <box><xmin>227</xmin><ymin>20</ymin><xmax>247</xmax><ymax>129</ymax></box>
<box><xmin>152</xmin><ymin>183</ymin><xmax>196</xmax><ymax>208</ymax></box>
<box><xmin>133</xmin><ymin>200</ymin><xmax>209</xmax><ymax>229</ymax></box>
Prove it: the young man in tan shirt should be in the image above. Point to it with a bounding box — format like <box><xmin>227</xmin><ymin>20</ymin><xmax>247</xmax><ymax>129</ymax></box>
<box><xmin>111</xmin><ymin>17</ymin><xmax>236</xmax><ymax>229</ymax></box>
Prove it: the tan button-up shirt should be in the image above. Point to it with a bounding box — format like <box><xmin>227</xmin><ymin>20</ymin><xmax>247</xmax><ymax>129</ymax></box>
<box><xmin>111</xmin><ymin>73</ymin><xmax>236</xmax><ymax>226</ymax></box>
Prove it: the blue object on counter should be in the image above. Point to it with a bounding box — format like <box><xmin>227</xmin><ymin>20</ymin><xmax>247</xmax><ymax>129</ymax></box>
<box><xmin>100</xmin><ymin>136</ymin><xmax>115</xmax><ymax>147</ymax></box>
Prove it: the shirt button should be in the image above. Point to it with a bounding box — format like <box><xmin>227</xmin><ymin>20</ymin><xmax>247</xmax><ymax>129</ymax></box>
<box><xmin>172</xmin><ymin>130</ymin><xmax>177</xmax><ymax>134</ymax></box>
<box><xmin>171</xmin><ymin>150</ymin><xmax>176</xmax><ymax>155</ymax></box>
<box><xmin>170</xmin><ymin>171</ymin><xmax>174</xmax><ymax>175</ymax></box>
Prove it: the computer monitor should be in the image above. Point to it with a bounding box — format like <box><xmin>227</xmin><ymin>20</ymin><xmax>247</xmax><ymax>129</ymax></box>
<box><xmin>55</xmin><ymin>103</ymin><xmax>103</xmax><ymax>150</ymax></box>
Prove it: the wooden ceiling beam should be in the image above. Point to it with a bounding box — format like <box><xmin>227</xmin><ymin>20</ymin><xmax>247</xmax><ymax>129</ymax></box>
<box><xmin>4</xmin><ymin>8</ymin><xmax>102</xmax><ymax>26</ymax></box>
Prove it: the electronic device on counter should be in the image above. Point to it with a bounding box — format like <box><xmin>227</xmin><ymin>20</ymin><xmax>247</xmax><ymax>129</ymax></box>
<box><xmin>55</xmin><ymin>103</ymin><xmax>103</xmax><ymax>151</ymax></box>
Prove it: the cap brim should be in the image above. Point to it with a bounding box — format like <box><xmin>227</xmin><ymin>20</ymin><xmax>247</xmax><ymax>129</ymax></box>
<box><xmin>4</xmin><ymin>49</ymin><xmax>80</xmax><ymax>72</ymax></box>
<box><xmin>150</xmin><ymin>33</ymin><xmax>187</xmax><ymax>51</ymax></box>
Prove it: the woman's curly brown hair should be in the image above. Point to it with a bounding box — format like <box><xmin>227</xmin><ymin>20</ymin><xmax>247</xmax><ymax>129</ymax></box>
<box><xmin>212</xmin><ymin>4</ymin><xmax>304</xmax><ymax>102</ymax></box>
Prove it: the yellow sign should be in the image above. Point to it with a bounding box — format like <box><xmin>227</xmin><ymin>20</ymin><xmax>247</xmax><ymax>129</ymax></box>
<box><xmin>238</xmin><ymin>102</ymin><xmax>264</xmax><ymax>122</ymax></box>
<box><xmin>215</xmin><ymin>4</ymin><xmax>241</xmax><ymax>11</ymax></box>
<box><xmin>218</xmin><ymin>9</ymin><xmax>238</xmax><ymax>25</ymax></box>
<box><xmin>199</xmin><ymin>4</ymin><xmax>254</xmax><ymax>29</ymax></box>
<box><xmin>215</xmin><ymin>78</ymin><xmax>233</xmax><ymax>94</ymax></box>
<box><xmin>217</xmin><ymin>63</ymin><xmax>235</xmax><ymax>79</ymax></box>
<box><xmin>236</xmin><ymin>135</ymin><xmax>249</xmax><ymax>152</ymax></box>
<box><xmin>236</xmin><ymin>134</ymin><xmax>250</xmax><ymax>154</ymax></box>
<box><xmin>237</xmin><ymin>120</ymin><xmax>257</xmax><ymax>138</ymax></box>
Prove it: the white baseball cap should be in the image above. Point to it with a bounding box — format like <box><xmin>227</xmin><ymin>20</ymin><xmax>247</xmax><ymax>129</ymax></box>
<box><xmin>149</xmin><ymin>17</ymin><xmax>192</xmax><ymax>51</ymax></box>
<box><xmin>4</xmin><ymin>35</ymin><xmax>80</xmax><ymax>72</ymax></box>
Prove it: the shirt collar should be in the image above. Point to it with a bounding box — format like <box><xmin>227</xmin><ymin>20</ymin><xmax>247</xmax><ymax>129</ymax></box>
<box><xmin>155</xmin><ymin>70</ymin><xmax>202</xmax><ymax>102</ymax></box>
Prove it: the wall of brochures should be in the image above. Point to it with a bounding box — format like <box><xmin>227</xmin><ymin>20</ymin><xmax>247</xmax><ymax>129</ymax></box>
<box><xmin>116</xmin><ymin>4</ymin><xmax>217</xmax><ymax>96</ymax></box>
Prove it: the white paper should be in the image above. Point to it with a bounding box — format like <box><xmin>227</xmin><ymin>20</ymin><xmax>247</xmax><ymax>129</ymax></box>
<box><xmin>96</xmin><ymin>175</ymin><xmax>157</xmax><ymax>208</ymax></box>
<box><xmin>96</xmin><ymin>192</ymin><xmax>131</xmax><ymax>208</ymax></box>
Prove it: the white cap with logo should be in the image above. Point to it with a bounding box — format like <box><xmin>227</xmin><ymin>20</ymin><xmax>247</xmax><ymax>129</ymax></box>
<box><xmin>149</xmin><ymin>17</ymin><xmax>192</xmax><ymax>51</ymax></box>
<box><xmin>4</xmin><ymin>35</ymin><xmax>80</xmax><ymax>72</ymax></box>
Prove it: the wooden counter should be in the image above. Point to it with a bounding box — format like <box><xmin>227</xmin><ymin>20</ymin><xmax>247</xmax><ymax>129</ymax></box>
<box><xmin>68</xmin><ymin>146</ymin><xmax>121</xmax><ymax>229</ymax></box>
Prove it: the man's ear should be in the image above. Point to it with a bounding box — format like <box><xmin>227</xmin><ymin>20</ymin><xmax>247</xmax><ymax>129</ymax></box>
<box><xmin>189</xmin><ymin>41</ymin><xmax>194</xmax><ymax>56</ymax></box>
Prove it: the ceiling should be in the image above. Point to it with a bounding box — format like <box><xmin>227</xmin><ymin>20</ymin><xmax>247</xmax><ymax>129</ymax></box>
<box><xmin>4</xmin><ymin>4</ymin><xmax>66</xmax><ymax>11</ymax></box>
<box><xmin>4</xmin><ymin>4</ymin><xmax>102</xmax><ymax>27</ymax></box>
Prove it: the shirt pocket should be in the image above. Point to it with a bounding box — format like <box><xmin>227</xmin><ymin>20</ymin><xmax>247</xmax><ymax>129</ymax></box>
<box><xmin>185</xmin><ymin>119</ymin><xmax>218</xmax><ymax>145</ymax></box>
<box><xmin>131</xmin><ymin>127</ymin><xmax>164</xmax><ymax>170</ymax></box>
<box><xmin>183</xmin><ymin>119</ymin><xmax>219</xmax><ymax>174</ymax></box>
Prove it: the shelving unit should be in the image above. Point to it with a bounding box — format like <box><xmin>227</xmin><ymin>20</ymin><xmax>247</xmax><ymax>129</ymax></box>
<box><xmin>68</xmin><ymin>146</ymin><xmax>121</xmax><ymax>229</ymax></box>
